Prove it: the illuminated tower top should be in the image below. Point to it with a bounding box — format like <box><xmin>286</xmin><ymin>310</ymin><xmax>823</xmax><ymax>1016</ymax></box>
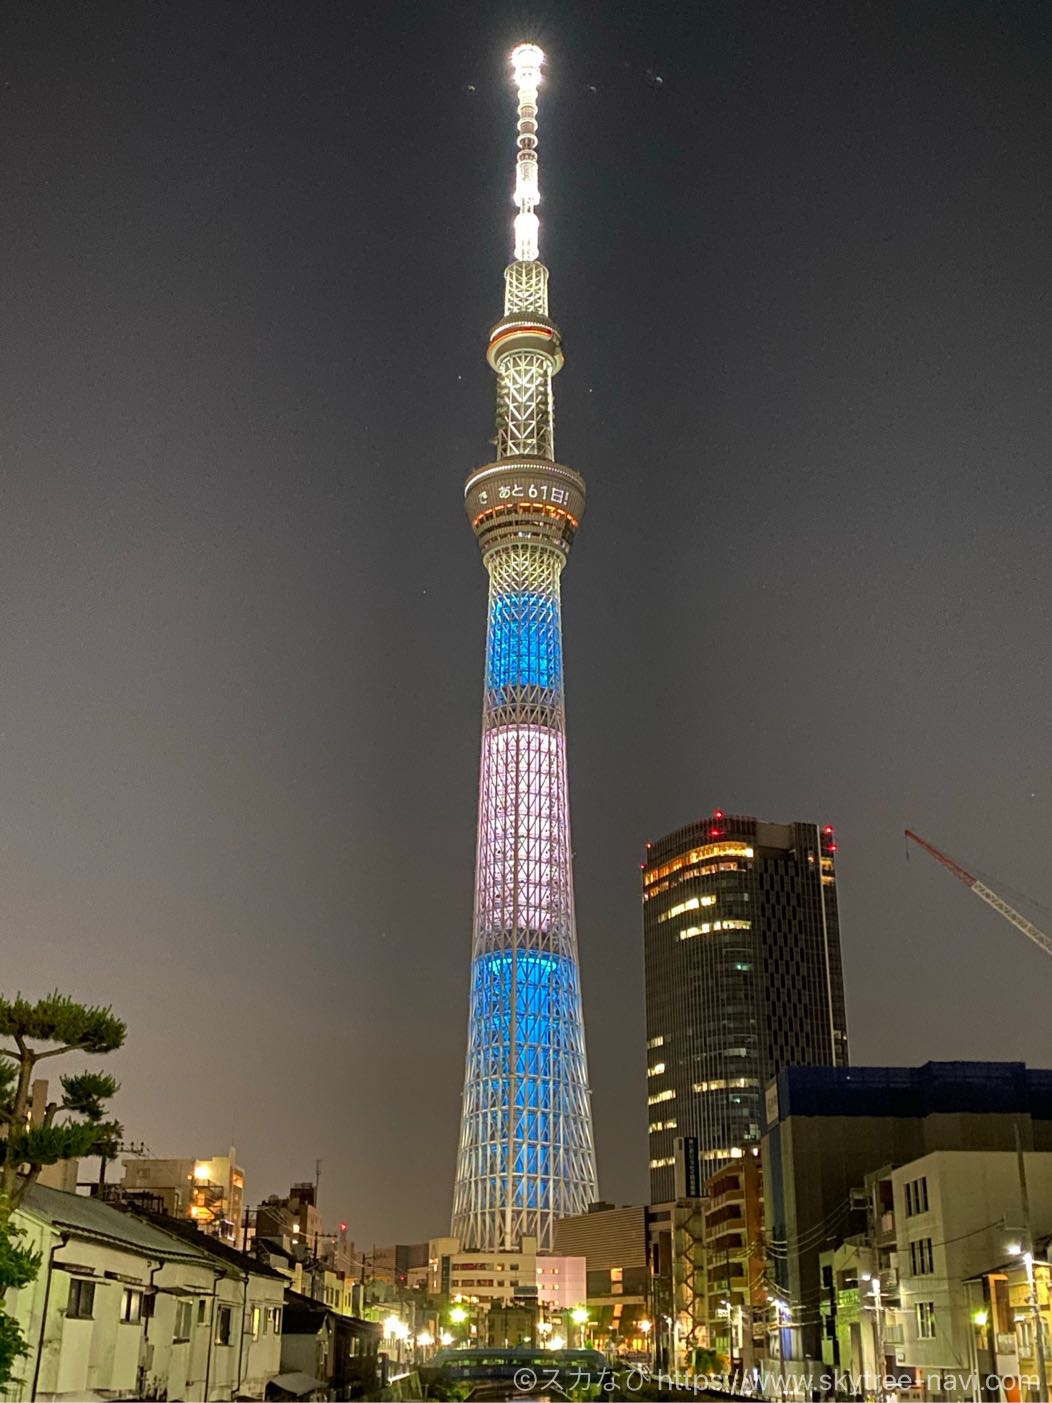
<box><xmin>463</xmin><ymin>44</ymin><xmax>585</xmax><ymax>565</ymax></box>
<box><xmin>511</xmin><ymin>43</ymin><xmax>543</xmax><ymax>262</ymax></box>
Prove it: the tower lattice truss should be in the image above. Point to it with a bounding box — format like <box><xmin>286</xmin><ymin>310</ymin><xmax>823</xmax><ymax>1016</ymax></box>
<box><xmin>451</xmin><ymin>45</ymin><xmax>598</xmax><ymax>1253</ymax></box>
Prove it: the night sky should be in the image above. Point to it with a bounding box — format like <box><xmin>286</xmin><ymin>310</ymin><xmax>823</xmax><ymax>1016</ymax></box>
<box><xmin>2</xmin><ymin>1</ymin><xmax>1050</xmax><ymax>1249</ymax></box>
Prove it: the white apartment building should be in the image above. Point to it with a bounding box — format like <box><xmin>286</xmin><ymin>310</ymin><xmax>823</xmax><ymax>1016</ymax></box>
<box><xmin>824</xmin><ymin>1150</ymin><xmax>1052</xmax><ymax>1400</ymax></box>
<box><xmin>2</xmin><ymin>1183</ymin><xmax>283</xmax><ymax>1402</ymax></box>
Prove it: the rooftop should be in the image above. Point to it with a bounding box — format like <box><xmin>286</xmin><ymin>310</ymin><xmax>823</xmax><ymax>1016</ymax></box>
<box><xmin>22</xmin><ymin>1184</ymin><xmax>212</xmax><ymax>1264</ymax></box>
<box><xmin>765</xmin><ymin>1061</ymin><xmax>1052</xmax><ymax>1129</ymax></box>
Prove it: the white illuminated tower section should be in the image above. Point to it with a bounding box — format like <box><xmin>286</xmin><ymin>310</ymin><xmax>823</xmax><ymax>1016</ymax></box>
<box><xmin>451</xmin><ymin>44</ymin><xmax>598</xmax><ymax>1254</ymax></box>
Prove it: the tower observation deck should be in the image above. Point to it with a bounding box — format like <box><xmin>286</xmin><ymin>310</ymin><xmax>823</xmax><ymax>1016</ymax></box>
<box><xmin>451</xmin><ymin>44</ymin><xmax>598</xmax><ymax>1254</ymax></box>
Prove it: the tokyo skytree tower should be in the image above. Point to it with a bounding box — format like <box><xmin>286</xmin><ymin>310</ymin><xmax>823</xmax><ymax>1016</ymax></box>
<box><xmin>451</xmin><ymin>44</ymin><xmax>598</xmax><ymax>1254</ymax></box>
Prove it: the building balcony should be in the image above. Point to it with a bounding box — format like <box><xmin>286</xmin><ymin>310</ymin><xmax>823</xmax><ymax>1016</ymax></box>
<box><xmin>874</xmin><ymin>1211</ymin><xmax>896</xmax><ymax>1245</ymax></box>
<box><xmin>706</xmin><ymin>1189</ymin><xmax>746</xmax><ymax>1212</ymax></box>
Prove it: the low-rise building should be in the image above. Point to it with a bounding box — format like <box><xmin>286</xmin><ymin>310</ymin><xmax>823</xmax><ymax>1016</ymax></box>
<box><xmin>370</xmin><ymin>1242</ymin><xmax>429</xmax><ymax>1291</ymax></box>
<box><xmin>428</xmin><ymin>1235</ymin><xmax>584</xmax><ymax>1310</ymax></box>
<box><xmin>119</xmin><ymin>1145</ymin><xmax>245</xmax><ymax>1245</ymax></box>
<box><xmin>818</xmin><ymin>1150</ymin><xmax>1052</xmax><ymax>1400</ymax></box>
<box><xmin>888</xmin><ymin>1150</ymin><xmax>1051</xmax><ymax>1396</ymax></box>
<box><xmin>966</xmin><ymin>1250</ymin><xmax>1052</xmax><ymax>1399</ymax></box>
<box><xmin>1</xmin><ymin>1182</ymin><xmax>282</xmax><ymax>1402</ymax></box>
<box><xmin>762</xmin><ymin>1059</ymin><xmax>1052</xmax><ymax>1382</ymax></box>
<box><xmin>554</xmin><ymin>1203</ymin><xmax>651</xmax><ymax>1352</ymax></box>
<box><xmin>277</xmin><ymin>1291</ymin><xmax>381</xmax><ymax>1400</ymax></box>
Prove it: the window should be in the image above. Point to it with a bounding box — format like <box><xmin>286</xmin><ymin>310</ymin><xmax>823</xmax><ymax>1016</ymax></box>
<box><xmin>916</xmin><ymin>1301</ymin><xmax>936</xmax><ymax>1339</ymax></box>
<box><xmin>647</xmin><ymin>1063</ymin><xmax>666</xmax><ymax>1077</ymax></box>
<box><xmin>910</xmin><ymin>1238</ymin><xmax>934</xmax><ymax>1275</ymax></box>
<box><xmin>197</xmin><ymin>1298</ymin><xmax>209</xmax><ymax>1326</ymax></box>
<box><xmin>905</xmin><ymin>1177</ymin><xmax>929</xmax><ymax>1216</ymax></box>
<box><xmin>647</xmin><ymin>1089</ymin><xmax>675</xmax><ymax>1105</ymax></box>
<box><xmin>66</xmin><ymin>1279</ymin><xmax>95</xmax><ymax>1319</ymax></box>
<box><xmin>216</xmin><ymin>1305</ymin><xmax>233</xmax><ymax>1346</ymax></box>
<box><xmin>647</xmin><ymin>1035</ymin><xmax>665</xmax><ymax>1050</ymax></box>
<box><xmin>250</xmin><ymin>1306</ymin><xmax>261</xmax><ymax>1340</ymax></box>
<box><xmin>120</xmin><ymin>1288</ymin><xmax>143</xmax><ymax>1324</ymax></box>
<box><xmin>174</xmin><ymin>1301</ymin><xmax>193</xmax><ymax>1341</ymax></box>
<box><xmin>267</xmin><ymin>1307</ymin><xmax>282</xmax><ymax>1335</ymax></box>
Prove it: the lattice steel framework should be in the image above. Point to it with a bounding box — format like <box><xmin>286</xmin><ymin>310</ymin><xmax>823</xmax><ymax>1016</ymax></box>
<box><xmin>451</xmin><ymin>45</ymin><xmax>598</xmax><ymax>1253</ymax></box>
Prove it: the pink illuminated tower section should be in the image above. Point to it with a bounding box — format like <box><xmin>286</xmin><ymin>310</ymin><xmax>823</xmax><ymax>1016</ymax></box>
<box><xmin>450</xmin><ymin>44</ymin><xmax>598</xmax><ymax>1253</ymax></box>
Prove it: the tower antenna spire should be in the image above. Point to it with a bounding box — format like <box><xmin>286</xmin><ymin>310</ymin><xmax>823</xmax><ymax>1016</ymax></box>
<box><xmin>510</xmin><ymin>44</ymin><xmax>543</xmax><ymax>261</ymax></box>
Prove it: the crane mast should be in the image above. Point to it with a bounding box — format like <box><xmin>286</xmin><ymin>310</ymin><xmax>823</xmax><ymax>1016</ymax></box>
<box><xmin>905</xmin><ymin>829</ymin><xmax>1052</xmax><ymax>960</ymax></box>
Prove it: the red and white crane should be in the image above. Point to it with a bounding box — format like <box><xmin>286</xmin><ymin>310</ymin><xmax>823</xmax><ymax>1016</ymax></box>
<box><xmin>905</xmin><ymin>829</ymin><xmax>1052</xmax><ymax>960</ymax></box>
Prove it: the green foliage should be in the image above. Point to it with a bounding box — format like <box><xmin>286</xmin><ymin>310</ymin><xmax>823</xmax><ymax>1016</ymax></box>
<box><xmin>0</xmin><ymin>1309</ymin><xmax>29</xmax><ymax>1392</ymax></box>
<box><xmin>0</xmin><ymin>992</ymin><xmax>125</xmax><ymax>1054</ymax></box>
<box><xmin>60</xmin><ymin>1072</ymin><xmax>120</xmax><ymax>1120</ymax></box>
<box><xmin>0</xmin><ymin>1223</ymin><xmax>40</xmax><ymax>1290</ymax></box>
<box><xmin>0</xmin><ymin>991</ymin><xmax>126</xmax><ymax>1390</ymax></box>
<box><xmin>692</xmin><ymin>1347</ymin><xmax>721</xmax><ymax>1374</ymax></box>
<box><xmin>4</xmin><ymin>1121</ymin><xmax>106</xmax><ymax>1168</ymax></box>
<box><xmin>0</xmin><ymin>1224</ymin><xmax>41</xmax><ymax>1389</ymax></box>
<box><xmin>0</xmin><ymin>991</ymin><xmax>126</xmax><ymax>1222</ymax></box>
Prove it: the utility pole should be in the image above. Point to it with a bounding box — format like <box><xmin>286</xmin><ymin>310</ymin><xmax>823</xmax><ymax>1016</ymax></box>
<box><xmin>1015</xmin><ymin>1124</ymin><xmax>1049</xmax><ymax>1402</ymax></box>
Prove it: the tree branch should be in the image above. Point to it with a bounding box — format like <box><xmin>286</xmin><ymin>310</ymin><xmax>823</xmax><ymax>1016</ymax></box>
<box><xmin>34</xmin><ymin>1046</ymin><xmax>81</xmax><ymax>1060</ymax></box>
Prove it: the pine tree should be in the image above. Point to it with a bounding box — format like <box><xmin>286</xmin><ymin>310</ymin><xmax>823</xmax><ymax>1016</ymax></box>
<box><xmin>0</xmin><ymin>991</ymin><xmax>126</xmax><ymax>1387</ymax></box>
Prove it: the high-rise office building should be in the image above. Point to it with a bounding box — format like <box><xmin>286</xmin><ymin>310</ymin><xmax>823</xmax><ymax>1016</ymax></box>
<box><xmin>450</xmin><ymin>45</ymin><xmax>598</xmax><ymax>1253</ymax></box>
<box><xmin>643</xmin><ymin>812</ymin><xmax>848</xmax><ymax>1200</ymax></box>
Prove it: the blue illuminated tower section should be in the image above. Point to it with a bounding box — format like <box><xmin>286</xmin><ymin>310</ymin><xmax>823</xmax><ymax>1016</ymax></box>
<box><xmin>451</xmin><ymin>44</ymin><xmax>598</xmax><ymax>1254</ymax></box>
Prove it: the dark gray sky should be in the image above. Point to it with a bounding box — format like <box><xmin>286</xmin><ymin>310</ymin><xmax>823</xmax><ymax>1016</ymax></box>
<box><xmin>2</xmin><ymin>0</ymin><xmax>1050</xmax><ymax>1248</ymax></box>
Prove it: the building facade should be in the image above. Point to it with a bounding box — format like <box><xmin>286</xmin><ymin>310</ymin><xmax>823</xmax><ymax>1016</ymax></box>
<box><xmin>2</xmin><ymin>1183</ymin><xmax>283</xmax><ymax>1403</ymax></box>
<box><xmin>427</xmin><ymin>1235</ymin><xmax>585</xmax><ymax>1316</ymax></box>
<box><xmin>451</xmin><ymin>43</ymin><xmax>597</xmax><ymax>1254</ymax></box>
<box><xmin>643</xmin><ymin>811</ymin><xmax>848</xmax><ymax>1197</ymax></box>
<box><xmin>762</xmin><ymin>1060</ymin><xmax>1052</xmax><ymax>1378</ymax></box>
<box><xmin>702</xmin><ymin>1150</ymin><xmax>766</xmax><ymax>1373</ymax></box>
<box><xmin>967</xmin><ymin>1250</ymin><xmax>1052</xmax><ymax>1402</ymax></box>
<box><xmin>553</xmin><ymin>1202</ymin><xmax>652</xmax><ymax>1352</ymax></box>
<box><xmin>119</xmin><ymin>1145</ymin><xmax>244</xmax><ymax>1244</ymax></box>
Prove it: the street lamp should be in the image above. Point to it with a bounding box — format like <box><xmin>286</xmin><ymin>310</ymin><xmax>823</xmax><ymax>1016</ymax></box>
<box><xmin>1010</xmin><ymin>1244</ymin><xmax>1049</xmax><ymax>1402</ymax></box>
<box><xmin>571</xmin><ymin>1305</ymin><xmax>589</xmax><ymax>1347</ymax></box>
<box><xmin>439</xmin><ymin>1330</ymin><xmax>454</xmax><ymax>1347</ymax></box>
<box><xmin>869</xmin><ymin>1278</ymin><xmax>886</xmax><ymax>1403</ymax></box>
<box><xmin>383</xmin><ymin>1315</ymin><xmax>410</xmax><ymax>1368</ymax></box>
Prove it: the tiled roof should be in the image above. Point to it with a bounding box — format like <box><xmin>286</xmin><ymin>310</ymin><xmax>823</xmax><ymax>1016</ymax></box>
<box><xmin>22</xmin><ymin>1184</ymin><xmax>212</xmax><ymax>1263</ymax></box>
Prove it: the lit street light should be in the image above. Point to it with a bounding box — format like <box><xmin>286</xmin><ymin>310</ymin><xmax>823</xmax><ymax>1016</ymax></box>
<box><xmin>639</xmin><ymin>1317</ymin><xmax>653</xmax><ymax>1369</ymax></box>
<box><xmin>571</xmin><ymin>1306</ymin><xmax>589</xmax><ymax>1348</ymax></box>
<box><xmin>1009</xmin><ymin>1243</ymin><xmax>1049</xmax><ymax>1402</ymax></box>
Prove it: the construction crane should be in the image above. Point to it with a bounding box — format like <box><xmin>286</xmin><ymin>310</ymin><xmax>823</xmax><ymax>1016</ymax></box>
<box><xmin>905</xmin><ymin>829</ymin><xmax>1052</xmax><ymax>960</ymax></box>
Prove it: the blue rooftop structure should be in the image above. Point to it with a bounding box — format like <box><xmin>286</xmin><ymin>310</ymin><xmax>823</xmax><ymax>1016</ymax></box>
<box><xmin>763</xmin><ymin>1060</ymin><xmax>1052</xmax><ymax>1132</ymax></box>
